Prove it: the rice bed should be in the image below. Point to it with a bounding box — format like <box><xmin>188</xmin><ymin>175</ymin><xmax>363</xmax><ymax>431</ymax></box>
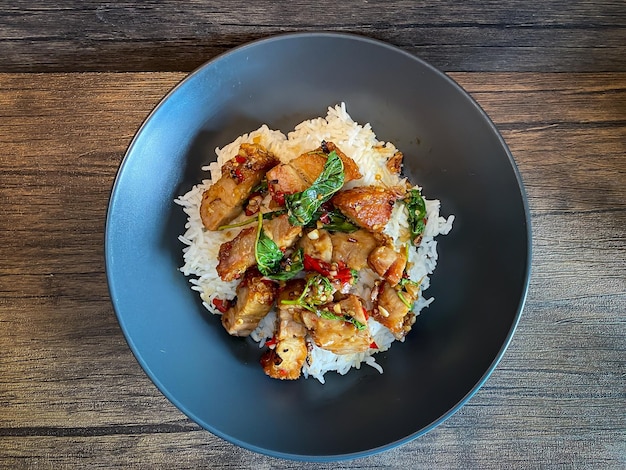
<box><xmin>175</xmin><ymin>103</ymin><xmax>454</xmax><ymax>383</ymax></box>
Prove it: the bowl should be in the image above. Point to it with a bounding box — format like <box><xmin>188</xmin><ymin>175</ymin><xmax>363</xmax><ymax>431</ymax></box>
<box><xmin>105</xmin><ymin>32</ymin><xmax>531</xmax><ymax>461</ymax></box>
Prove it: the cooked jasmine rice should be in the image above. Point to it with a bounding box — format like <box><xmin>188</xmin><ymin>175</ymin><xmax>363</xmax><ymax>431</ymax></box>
<box><xmin>175</xmin><ymin>103</ymin><xmax>454</xmax><ymax>383</ymax></box>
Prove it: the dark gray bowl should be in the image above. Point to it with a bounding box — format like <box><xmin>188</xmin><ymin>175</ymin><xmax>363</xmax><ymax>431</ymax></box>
<box><xmin>106</xmin><ymin>32</ymin><xmax>531</xmax><ymax>461</ymax></box>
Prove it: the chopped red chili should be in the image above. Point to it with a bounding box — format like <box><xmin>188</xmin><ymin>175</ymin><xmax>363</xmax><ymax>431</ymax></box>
<box><xmin>369</xmin><ymin>341</ymin><xmax>378</xmax><ymax>349</ymax></box>
<box><xmin>233</xmin><ymin>168</ymin><xmax>245</xmax><ymax>182</ymax></box>
<box><xmin>212</xmin><ymin>298</ymin><xmax>231</xmax><ymax>313</ymax></box>
<box><xmin>235</xmin><ymin>155</ymin><xmax>247</xmax><ymax>164</ymax></box>
<box><xmin>265</xmin><ymin>336</ymin><xmax>278</xmax><ymax>348</ymax></box>
<box><xmin>333</xmin><ymin>268</ymin><xmax>353</xmax><ymax>284</ymax></box>
<box><xmin>272</xmin><ymin>190</ymin><xmax>285</xmax><ymax>206</ymax></box>
<box><xmin>304</xmin><ymin>254</ymin><xmax>354</xmax><ymax>285</ymax></box>
<box><xmin>303</xmin><ymin>254</ymin><xmax>327</xmax><ymax>274</ymax></box>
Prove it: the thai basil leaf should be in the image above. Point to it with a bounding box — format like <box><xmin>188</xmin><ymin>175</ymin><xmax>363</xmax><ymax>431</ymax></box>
<box><xmin>403</xmin><ymin>188</ymin><xmax>427</xmax><ymax>244</ymax></box>
<box><xmin>255</xmin><ymin>213</ymin><xmax>283</xmax><ymax>276</ymax></box>
<box><xmin>310</xmin><ymin>209</ymin><xmax>359</xmax><ymax>233</ymax></box>
<box><xmin>265</xmin><ymin>248</ymin><xmax>304</xmax><ymax>281</ymax></box>
<box><xmin>302</xmin><ymin>274</ymin><xmax>334</xmax><ymax>306</ymax></box>
<box><xmin>254</xmin><ymin>212</ymin><xmax>304</xmax><ymax>280</ymax></box>
<box><xmin>281</xmin><ymin>273</ymin><xmax>333</xmax><ymax>309</ymax></box>
<box><xmin>285</xmin><ymin>151</ymin><xmax>345</xmax><ymax>226</ymax></box>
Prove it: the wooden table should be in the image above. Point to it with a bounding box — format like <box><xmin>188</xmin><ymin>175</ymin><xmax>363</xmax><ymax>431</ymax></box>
<box><xmin>1</xmin><ymin>2</ymin><xmax>624</xmax><ymax>468</ymax></box>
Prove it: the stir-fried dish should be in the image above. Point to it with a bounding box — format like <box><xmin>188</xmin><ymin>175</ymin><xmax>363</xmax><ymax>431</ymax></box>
<box><xmin>200</xmin><ymin>141</ymin><xmax>430</xmax><ymax>380</ymax></box>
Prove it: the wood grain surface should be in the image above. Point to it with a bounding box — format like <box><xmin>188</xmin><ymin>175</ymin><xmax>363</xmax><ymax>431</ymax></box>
<box><xmin>0</xmin><ymin>0</ymin><xmax>625</xmax><ymax>467</ymax></box>
<box><xmin>0</xmin><ymin>0</ymin><xmax>625</xmax><ymax>73</ymax></box>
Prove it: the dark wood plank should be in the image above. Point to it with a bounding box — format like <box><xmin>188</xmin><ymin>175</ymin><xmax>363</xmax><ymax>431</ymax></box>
<box><xmin>0</xmin><ymin>0</ymin><xmax>624</xmax><ymax>72</ymax></box>
<box><xmin>0</xmin><ymin>72</ymin><xmax>624</xmax><ymax>468</ymax></box>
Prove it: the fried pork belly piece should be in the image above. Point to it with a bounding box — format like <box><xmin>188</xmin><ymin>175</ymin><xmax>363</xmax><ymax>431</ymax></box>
<box><xmin>261</xmin><ymin>280</ymin><xmax>308</xmax><ymax>380</ymax></box>
<box><xmin>367</xmin><ymin>245</ymin><xmax>407</xmax><ymax>286</ymax></box>
<box><xmin>266</xmin><ymin>141</ymin><xmax>361</xmax><ymax>202</ymax></box>
<box><xmin>373</xmin><ymin>281</ymin><xmax>418</xmax><ymax>340</ymax></box>
<box><xmin>200</xmin><ymin>143</ymin><xmax>279</xmax><ymax>230</ymax></box>
<box><xmin>386</xmin><ymin>150</ymin><xmax>404</xmax><ymax>174</ymax></box>
<box><xmin>292</xmin><ymin>141</ymin><xmax>362</xmax><ymax>183</ymax></box>
<box><xmin>216</xmin><ymin>214</ymin><xmax>302</xmax><ymax>281</ymax></box>
<box><xmin>288</xmin><ymin>150</ymin><xmax>327</xmax><ymax>185</ymax></box>
<box><xmin>298</xmin><ymin>228</ymin><xmax>333</xmax><ymax>263</ymax></box>
<box><xmin>300</xmin><ymin>294</ymin><xmax>371</xmax><ymax>355</ymax></box>
<box><xmin>330</xmin><ymin>229</ymin><xmax>378</xmax><ymax>271</ymax></box>
<box><xmin>331</xmin><ymin>186</ymin><xmax>404</xmax><ymax>232</ymax></box>
<box><xmin>216</xmin><ymin>226</ymin><xmax>257</xmax><ymax>281</ymax></box>
<box><xmin>266</xmin><ymin>162</ymin><xmax>309</xmax><ymax>199</ymax></box>
<box><xmin>221</xmin><ymin>268</ymin><xmax>278</xmax><ymax>336</ymax></box>
<box><xmin>264</xmin><ymin>214</ymin><xmax>303</xmax><ymax>249</ymax></box>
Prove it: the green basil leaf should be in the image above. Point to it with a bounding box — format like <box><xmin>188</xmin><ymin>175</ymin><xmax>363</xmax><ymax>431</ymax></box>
<box><xmin>402</xmin><ymin>188</ymin><xmax>427</xmax><ymax>244</ymax></box>
<box><xmin>280</xmin><ymin>273</ymin><xmax>333</xmax><ymax>308</ymax></box>
<box><xmin>265</xmin><ymin>248</ymin><xmax>304</xmax><ymax>281</ymax></box>
<box><xmin>309</xmin><ymin>209</ymin><xmax>359</xmax><ymax>233</ymax></box>
<box><xmin>255</xmin><ymin>213</ymin><xmax>283</xmax><ymax>276</ymax></box>
<box><xmin>286</xmin><ymin>151</ymin><xmax>345</xmax><ymax>226</ymax></box>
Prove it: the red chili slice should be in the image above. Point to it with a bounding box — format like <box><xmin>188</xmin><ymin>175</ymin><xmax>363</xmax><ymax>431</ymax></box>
<box><xmin>272</xmin><ymin>190</ymin><xmax>285</xmax><ymax>206</ymax></box>
<box><xmin>265</xmin><ymin>336</ymin><xmax>278</xmax><ymax>348</ymax></box>
<box><xmin>370</xmin><ymin>341</ymin><xmax>378</xmax><ymax>349</ymax></box>
<box><xmin>304</xmin><ymin>255</ymin><xmax>355</xmax><ymax>285</ymax></box>
<box><xmin>303</xmin><ymin>254</ymin><xmax>331</xmax><ymax>276</ymax></box>
<box><xmin>233</xmin><ymin>168</ymin><xmax>245</xmax><ymax>182</ymax></box>
<box><xmin>334</xmin><ymin>268</ymin><xmax>353</xmax><ymax>284</ymax></box>
<box><xmin>212</xmin><ymin>298</ymin><xmax>231</xmax><ymax>313</ymax></box>
<box><xmin>235</xmin><ymin>155</ymin><xmax>247</xmax><ymax>164</ymax></box>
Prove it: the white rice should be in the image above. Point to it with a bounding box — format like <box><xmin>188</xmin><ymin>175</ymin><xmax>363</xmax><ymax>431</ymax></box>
<box><xmin>175</xmin><ymin>103</ymin><xmax>454</xmax><ymax>383</ymax></box>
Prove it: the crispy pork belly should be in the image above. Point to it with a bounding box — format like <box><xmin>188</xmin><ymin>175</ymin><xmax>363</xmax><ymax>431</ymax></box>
<box><xmin>373</xmin><ymin>281</ymin><xmax>418</xmax><ymax>340</ymax></box>
<box><xmin>298</xmin><ymin>228</ymin><xmax>333</xmax><ymax>263</ymax></box>
<box><xmin>321</xmin><ymin>141</ymin><xmax>362</xmax><ymax>182</ymax></box>
<box><xmin>216</xmin><ymin>226</ymin><xmax>257</xmax><ymax>281</ymax></box>
<box><xmin>261</xmin><ymin>280</ymin><xmax>308</xmax><ymax>380</ymax></box>
<box><xmin>216</xmin><ymin>214</ymin><xmax>302</xmax><ymax>281</ymax></box>
<box><xmin>266</xmin><ymin>141</ymin><xmax>361</xmax><ymax>203</ymax></box>
<box><xmin>264</xmin><ymin>214</ymin><xmax>303</xmax><ymax>249</ymax></box>
<box><xmin>290</xmin><ymin>142</ymin><xmax>362</xmax><ymax>184</ymax></box>
<box><xmin>261</xmin><ymin>335</ymin><xmax>307</xmax><ymax>380</ymax></box>
<box><xmin>266</xmin><ymin>163</ymin><xmax>309</xmax><ymax>201</ymax></box>
<box><xmin>288</xmin><ymin>151</ymin><xmax>327</xmax><ymax>185</ymax></box>
<box><xmin>300</xmin><ymin>294</ymin><xmax>371</xmax><ymax>355</ymax></box>
<box><xmin>330</xmin><ymin>230</ymin><xmax>378</xmax><ymax>270</ymax></box>
<box><xmin>367</xmin><ymin>245</ymin><xmax>407</xmax><ymax>286</ymax></box>
<box><xmin>331</xmin><ymin>186</ymin><xmax>404</xmax><ymax>232</ymax></box>
<box><xmin>221</xmin><ymin>269</ymin><xmax>277</xmax><ymax>336</ymax></box>
<box><xmin>200</xmin><ymin>143</ymin><xmax>279</xmax><ymax>230</ymax></box>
